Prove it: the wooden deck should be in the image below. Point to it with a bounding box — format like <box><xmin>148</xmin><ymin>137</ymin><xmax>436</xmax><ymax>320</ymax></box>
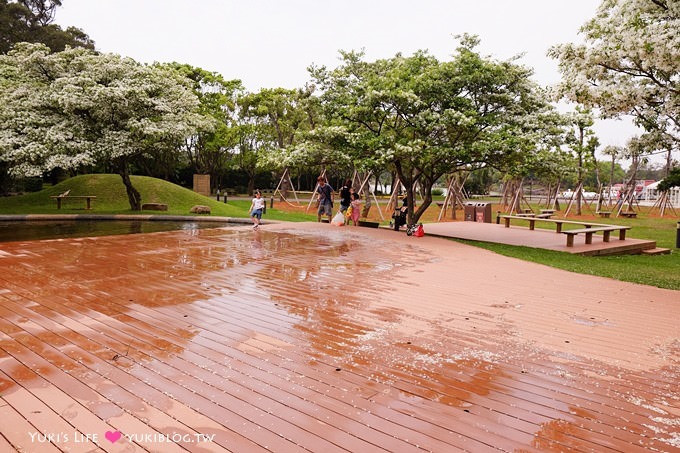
<box><xmin>0</xmin><ymin>222</ymin><xmax>678</xmax><ymax>452</ymax></box>
<box><xmin>424</xmin><ymin>221</ymin><xmax>657</xmax><ymax>256</ymax></box>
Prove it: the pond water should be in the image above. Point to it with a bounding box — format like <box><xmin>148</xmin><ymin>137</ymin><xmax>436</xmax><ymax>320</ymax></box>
<box><xmin>0</xmin><ymin>220</ymin><xmax>237</xmax><ymax>243</ymax></box>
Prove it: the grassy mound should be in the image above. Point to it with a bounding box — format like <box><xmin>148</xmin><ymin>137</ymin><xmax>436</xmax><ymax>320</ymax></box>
<box><xmin>0</xmin><ymin>174</ymin><xmax>244</xmax><ymax>216</ymax></box>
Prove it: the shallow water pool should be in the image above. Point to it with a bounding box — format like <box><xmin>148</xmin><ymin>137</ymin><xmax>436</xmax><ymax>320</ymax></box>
<box><xmin>0</xmin><ymin>220</ymin><xmax>237</xmax><ymax>243</ymax></box>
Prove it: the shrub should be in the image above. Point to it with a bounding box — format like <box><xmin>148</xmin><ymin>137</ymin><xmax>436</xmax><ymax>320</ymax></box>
<box><xmin>20</xmin><ymin>177</ymin><xmax>44</xmax><ymax>192</ymax></box>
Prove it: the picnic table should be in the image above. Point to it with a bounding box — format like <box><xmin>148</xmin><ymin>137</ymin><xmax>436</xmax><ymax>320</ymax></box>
<box><xmin>500</xmin><ymin>215</ymin><xmax>631</xmax><ymax>247</ymax></box>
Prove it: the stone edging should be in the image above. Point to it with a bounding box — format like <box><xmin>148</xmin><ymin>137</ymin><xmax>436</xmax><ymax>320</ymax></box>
<box><xmin>0</xmin><ymin>214</ymin><xmax>277</xmax><ymax>225</ymax></box>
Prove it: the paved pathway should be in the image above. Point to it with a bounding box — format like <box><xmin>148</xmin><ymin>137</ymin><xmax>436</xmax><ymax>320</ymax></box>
<box><xmin>0</xmin><ymin>222</ymin><xmax>678</xmax><ymax>452</ymax></box>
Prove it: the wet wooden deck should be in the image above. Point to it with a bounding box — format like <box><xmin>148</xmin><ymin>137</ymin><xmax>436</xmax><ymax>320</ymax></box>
<box><xmin>423</xmin><ymin>221</ymin><xmax>657</xmax><ymax>256</ymax></box>
<box><xmin>0</xmin><ymin>222</ymin><xmax>678</xmax><ymax>452</ymax></box>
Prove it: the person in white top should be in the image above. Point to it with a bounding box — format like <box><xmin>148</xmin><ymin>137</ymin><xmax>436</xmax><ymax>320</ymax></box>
<box><xmin>249</xmin><ymin>190</ymin><xmax>266</xmax><ymax>229</ymax></box>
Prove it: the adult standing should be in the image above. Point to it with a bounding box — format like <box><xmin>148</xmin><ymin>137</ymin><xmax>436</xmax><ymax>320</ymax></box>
<box><xmin>339</xmin><ymin>179</ymin><xmax>352</xmax><ymax>213</ymax></box>
<box><xmin>339</xmin><ymin>179</ymin><xmax>352</xmax><ymax>225</ymax></box>
<box><xmin>316</xmin><ymin>176</ymin><xmax>334</xmax><ymax>223</ymax></box>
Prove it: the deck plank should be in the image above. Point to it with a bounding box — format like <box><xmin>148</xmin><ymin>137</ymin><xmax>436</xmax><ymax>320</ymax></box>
<box><xmin>0</xmin><ymin>397</ymin><xmax>63</xmax><ymax>453</ymax></box>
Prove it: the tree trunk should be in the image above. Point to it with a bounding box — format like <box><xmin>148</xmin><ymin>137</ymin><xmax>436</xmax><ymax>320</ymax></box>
<box><xmin>394</xmin><ymin>163</ymin><xmax>432</xmax><ymax>225</ymax></box>
<box><xmin>390</xmin><ymin>171</ymin><xmax>397</xmax><ymax>196</ymax></box>
<box><xmin>511</xmin><ymin>180</ymin><xmax>522</xmax><ymax>214</ymax></box>
<box><xmin>576</xmin><ymin>127</ymin><xmax>584</xmax><ymax>216</ymax></box>
<box><xmin>414</xmin><ymin>183</ymin><xmax>433</xmax><ymax>222</ymax></box>
<box><xmin>361</xmin><ymin>195</ymin><xmax>371</xmax><ymax>218</ymax></box>
<box><xmin>609</xmin><ymin>155</ymin><xmax>615</xmax><ymax>206</ymax></box>
<box><xmin>280</xmin><ymin>167</ymin><xmax>290</xmax><ymax>200</ymax></box>
<box><xmin>117</xmin><ymin>162</ymin><xmax>141</xmax><ymax>211</ymax></box>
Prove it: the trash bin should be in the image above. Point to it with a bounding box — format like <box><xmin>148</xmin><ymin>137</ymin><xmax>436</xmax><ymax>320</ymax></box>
<box><xmin>475</xmin><ymin>203</ymin><xmax>493</xmax><ymax>223</ymax></box>
<box><xmin>464</xmin><ymin>202</ymin><xmax>476</xmax><ymax>221</ymax></box>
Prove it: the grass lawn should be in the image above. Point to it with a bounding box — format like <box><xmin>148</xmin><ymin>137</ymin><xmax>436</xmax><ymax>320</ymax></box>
<box><xmin>2</xmin><ymin>175</ymin><xmax>678</xmax><ymax>290</ymax></box>
<box><xmin>448</xmin><ymin>206</ymin><xmax>680</xmax><ymax>290</ymax></box>
<box><xmin>456</xmin><ymin>238</ymin><xmax>680</xmax><ymax>290</ymax></box>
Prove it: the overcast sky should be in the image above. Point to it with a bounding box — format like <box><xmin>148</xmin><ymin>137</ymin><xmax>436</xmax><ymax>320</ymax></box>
<box><xmin>57</xmin><ymin>0</ymin><xmax>643</xmax><ymax>155</ymax></box>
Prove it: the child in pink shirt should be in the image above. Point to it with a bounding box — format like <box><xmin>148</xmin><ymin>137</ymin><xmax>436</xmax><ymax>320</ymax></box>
<box><xmin>350</xmin><ymin>192</ymin><xmax>361</xmax><ymax>226</ymax></box>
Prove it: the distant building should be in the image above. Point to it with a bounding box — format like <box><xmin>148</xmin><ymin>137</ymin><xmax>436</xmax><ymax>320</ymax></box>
<box><xmin>640</xmin><ymin>180</ymin><xmax>680</xmax><ymax>205</ymax></box>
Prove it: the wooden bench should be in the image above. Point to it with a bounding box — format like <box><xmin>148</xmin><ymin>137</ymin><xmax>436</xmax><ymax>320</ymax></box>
<box><xmin>562</xmin><ymin>226</ymin><xmax>631</xmax><ymax>247</ymax></box>
<box><xmin>500</xmin><ymin>215</ymin><xmax>631</xmax><ymax>247</ymax></box>
<box><xmin>501</xmin><ymin>215</ymin><xmax>602</xmax><ymax>233</ymax></box>
<box><xmin>598</xmin><ymin>211</ymin><xmax>612</xmax><ymax>218</ymax></box>
<box><xmin>620</xmin><ymin>211</ymin><xmax>637</xmax><ymax>218</ymax></box>
<box><xmin>540</xmin><ymin>209</ymin><xmax>556</xmax><ymax>215</ymax></box>
<box><xmin>515</xmin><ymin>212</ymin><xmax>553</xmax><ymax>219</ymax></box>
<box><xmin>50</xmin><ymin>194</ymin><xmax>96</xmax><ymax>210</ymax></box>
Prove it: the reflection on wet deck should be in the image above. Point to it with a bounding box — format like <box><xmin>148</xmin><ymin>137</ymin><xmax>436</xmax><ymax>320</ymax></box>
<box><xmin>0</xmin><ymin>223</ymin><xmax>678</xmax><ymax>452</ymax></box>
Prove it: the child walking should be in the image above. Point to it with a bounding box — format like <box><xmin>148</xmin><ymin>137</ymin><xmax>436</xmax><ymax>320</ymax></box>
<box><xmin>249</xmin><ymin>190</ymin><xmax>265</xmax><ymax>229</ymax></box>
<box><xmin>350</xmin><ymin>192</ymin><xmax>362</xmax><ymax>226</ymax></box>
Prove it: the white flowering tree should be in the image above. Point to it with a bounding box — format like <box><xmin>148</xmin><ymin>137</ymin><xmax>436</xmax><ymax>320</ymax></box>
<box><xmin>0</xmin><ymin>43</ymin><xmax>208</xmax><ymax>210</ymax></box>
<box><xmin>549</xmin><ymin>0</ymin><xmax>679</xmax><ymax>153</ymax></box>
<box><xmin>310</xmin><ymin>36</ymin><xmax>557</xmax><ymax>223</ymax></box>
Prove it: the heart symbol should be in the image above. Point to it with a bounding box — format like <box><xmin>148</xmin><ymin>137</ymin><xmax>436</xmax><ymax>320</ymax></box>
<box><xmin>105</xmin><ymin>431</ymin><xmax>122</xmax><ymax>443</ymax></box>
